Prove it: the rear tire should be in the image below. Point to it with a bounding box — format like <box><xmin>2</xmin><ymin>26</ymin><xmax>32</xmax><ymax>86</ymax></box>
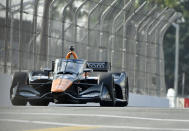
<box><xmin>10</xmin><ymin>72</ymin><xmax>28</xmax><ymax>106</ymax></box>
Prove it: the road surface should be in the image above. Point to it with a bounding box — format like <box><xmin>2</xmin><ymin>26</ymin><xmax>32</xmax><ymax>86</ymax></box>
<box><xmin>0</xmin><ymin>105</ymin><xmax>189</xmax><ymax>131</ymax></box>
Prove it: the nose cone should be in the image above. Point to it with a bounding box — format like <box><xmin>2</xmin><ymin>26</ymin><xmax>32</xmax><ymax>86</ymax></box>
<box><xmin>51</xmin><ymin>78</ymin><xmax>72</xmax><ymax>92</ymax></box>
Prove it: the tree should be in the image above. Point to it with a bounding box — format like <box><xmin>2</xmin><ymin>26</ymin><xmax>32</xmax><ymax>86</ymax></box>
<box><xmin>38</xmin><ymin>0</ymin><xmax>53</xmax><ymax>68</ymax></box>
<box><xmin>149</xmin><ymin>0</ymin><xmax>189</xmax><ymax>95</ymax></box>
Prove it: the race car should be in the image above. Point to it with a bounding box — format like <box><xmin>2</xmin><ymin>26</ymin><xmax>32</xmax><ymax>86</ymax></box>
<box><xmin>10</xmin><ymin>47</ymin><xmax>129</xmax><ymax>106</ymax></box>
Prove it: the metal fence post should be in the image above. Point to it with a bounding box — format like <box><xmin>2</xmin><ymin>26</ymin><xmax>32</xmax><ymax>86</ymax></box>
<box><xmin>173</xmin><ymin>22</ymin><xmax>180</xmax><ymax>107</ymax></box>
<box><xmin>182</xmin><ymin>72</ymin><xmax>185</xmax><ymax>97</ymax></box>
<box><xmin>159</xmin><ymin>13</ymin><xmax>182</xmax><ymax>105</ymax></box>
<box><xmin>33</xmin><ymin>0</ymin><xmax>39</xmax><ymax>70</ymax></box>
<box><xmin>144</xmin><ymin>8</ymin><xmax>167</xmax><ymax>95</ymax></box>
<box><xmin>38</xmin><ymin>0</ymin><xmax>53</xmax><ymax>69</ymax></box>
<box><xmin>74</xmin><ymin>0</ymin><xmax>88</xmax><ymax>53</ymax></box>
<box><xmin>18</xmin><ymin>0</ymin><xmax>23</xmax><ymax>72</ymax></box>
<box><xmin>99</xmin><ymin>0</ymin><xmax>121</xmax><ymax>61</ymax></box>
<box><xmin>148</xmin><ymin>8</ymin><xmax>174</xmax><ymax>96</ymax></box>
<box><xmin>123</xmin><ymin>1</ymin><xmax>147</xmax><ymax>90</ymax></box>
<box><xmin>123</xmin><ymin>2</ymin><xmax>149</xmax><ymax>92</ymax></box>
<box><xmin>10</xmin><ymin>1</ymin><xmax>14</xmax><ymax>74</ymax></box>
<box><xmin>47</xmin><ymin>0</ymin><xmax>55</xmax><ymax>67</ymax></box>
<box><xmin>4</xmin><ymin>0</ymin><xmax>10</xmax><ymax>73</ymax></box>
<box><xmin>111</xmin><ymin>0</ymin><xmax>134</xmax><ymax>71</ymax></box>
<box><xmin>88</xmin><ymin>0</ymin><xmax>105</xmax><ymax>60</ymax></box>
<box><xmin>137</xmin><ymin>7</ymin><xmax>161</xmax><ymax>95</ymax></box>
<box><xmin>134</xmin><ymin>5</ymin><xmax>157</xmax><ymax>94</ymax></box>
<box><xmin>62</xmin><ymin>0</ymin><xmax>74</xmax><ymax>57</ymax></box>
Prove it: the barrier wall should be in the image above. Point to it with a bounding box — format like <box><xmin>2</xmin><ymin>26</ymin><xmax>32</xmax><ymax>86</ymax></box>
<box><xmin>0</xmin><ymin>73</ymin><xmax>12</xmax><ymax>106</ymax></box>
<box><xmin>128</xmin><ymin>93</ymin><xmax>169</xmax><ymax>107</ymax></box>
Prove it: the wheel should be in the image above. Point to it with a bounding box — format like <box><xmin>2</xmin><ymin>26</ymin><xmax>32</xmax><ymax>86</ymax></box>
<box><xmin>10</xmin><ymin>72</ymin><xmax>28</xmax><ymax>106</ymax></box>
<box><xmin>99</xmin><ymin>73</ymin><xmax>115</xmax><ymax>107</ymax></box>
<box><xmin>29</xmin><ymin>100</ymin><xmax>49</xmax><ymax>106</ymax></box>
<box><xmin>125</xmin><ymin>78</ymin><xmax>129</xmax><ymax>106</ymax></box>
<box><xmin>118</xmin><ymin>78</ymin><xmax>129</xmax><ymax>107</ymax></box>
<box><xmin>115</xmin><ymin>77</ymin><xmax>129</xmax><ymax>107</ymax></box>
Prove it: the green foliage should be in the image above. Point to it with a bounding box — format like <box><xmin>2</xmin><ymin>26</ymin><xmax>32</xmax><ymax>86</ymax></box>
<box><xmin>147</xmin><ymin>0</ymin><xmax>179</xmax><ymax>8</ymax></box>
<box><xmin>154</xmin><ymin>0</ymin><xmax>189</xmax><ymax>95</ymax></box>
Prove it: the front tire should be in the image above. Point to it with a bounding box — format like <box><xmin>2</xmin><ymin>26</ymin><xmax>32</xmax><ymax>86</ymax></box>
<box><xmin>99</xmin><ymin>73</ymin><xmax>115</xmax><ymax>107</ymax></box>
<box><xmin>116</xmin><ymin>78</ymin><xmax>129</xmax><ymax>107</ymax></box>
<box><xmin>10</xmin><ymin>72</ymin><xmax>28</xmax><ymax>106</ymax></box>
<box><xmin>125</xmin><ymin>78</ymin><xmax>129</xmax><ymax>106</ymax></box>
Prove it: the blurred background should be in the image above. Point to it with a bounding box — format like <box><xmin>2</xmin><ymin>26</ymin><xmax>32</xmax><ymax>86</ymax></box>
<box><xmin>0</xmin><ymin>0</ymin><xmax>188</xmax><ymax>99</ymax></box>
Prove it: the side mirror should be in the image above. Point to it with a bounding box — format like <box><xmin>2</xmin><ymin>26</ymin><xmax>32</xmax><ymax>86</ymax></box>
<box><xmin>83</xmin><ymin>69</ymin><xmax>93</xmax><ymax>79</ymax></box>
<box><xmin>83</xmin><ymin>68</ymin><xmax>93</xmax><ymax>73</ymax></box>
<box><xmin>43</xmin><ymin>68</ymin><xmax>52</xmax><ymax>79</ymax></box>
<box><xmin>52</xmin><ymin>61</ymin><xmax>55</xmax><ymax>72</ymax></box>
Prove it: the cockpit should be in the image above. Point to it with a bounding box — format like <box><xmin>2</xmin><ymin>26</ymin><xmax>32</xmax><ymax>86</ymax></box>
<box><xmin>54</xmin><ymin>59</ymin><xmax>86</xmax><ymax>75</ymax></box>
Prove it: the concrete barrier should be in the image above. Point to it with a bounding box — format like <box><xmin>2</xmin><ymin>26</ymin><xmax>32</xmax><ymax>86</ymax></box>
<box><xmin>0</xmin><ymin>73</ymin><xmax>12</xmax><ymax>107</ymax></box>
<box><xmin>128</xmin><ymin>93</ymin><xmax>169</xmax><ymax>108</ymax></box>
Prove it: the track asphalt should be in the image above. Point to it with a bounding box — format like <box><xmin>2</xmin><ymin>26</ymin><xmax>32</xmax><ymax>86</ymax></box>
<box><xmin>0</xmin><ymin>104</ymin><xmax>189</xmax><ymax>131</ymax></box>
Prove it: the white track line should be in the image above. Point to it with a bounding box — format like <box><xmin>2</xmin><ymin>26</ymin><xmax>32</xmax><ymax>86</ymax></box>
<box><xmin>0</xmin><ymin>112</ymin><xmax>189</xmax><ymax>122</ymax></box>
<box><xmin>0</xmin><ymin>118</ymin><xmax>189</xmax><ymax>131</ymax></box>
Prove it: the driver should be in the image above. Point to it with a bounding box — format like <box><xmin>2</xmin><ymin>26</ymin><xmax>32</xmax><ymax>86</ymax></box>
<box><xmin>66</xmin><ymin>46</ymin><xmax>78</xmax><ymax>59</ymax></box>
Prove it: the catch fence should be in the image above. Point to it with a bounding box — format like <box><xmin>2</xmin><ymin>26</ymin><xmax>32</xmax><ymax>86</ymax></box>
<box><xmin>0</xmin><ymin>0</ymin><xmax>182</xmax><ymax>96</ymax></box>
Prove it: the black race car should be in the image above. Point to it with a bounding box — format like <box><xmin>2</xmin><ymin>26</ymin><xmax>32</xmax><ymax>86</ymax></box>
<box><xmin>10</xmin><ymin>48</ymin><xmax>129</xmax><ymax>107</ymax></box>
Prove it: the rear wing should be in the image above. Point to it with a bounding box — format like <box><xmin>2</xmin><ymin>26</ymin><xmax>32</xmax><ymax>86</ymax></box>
<box><xmin>86</xmin><ymin>62</ymin><xmax>111</xmax><ymax>72</ymax></box>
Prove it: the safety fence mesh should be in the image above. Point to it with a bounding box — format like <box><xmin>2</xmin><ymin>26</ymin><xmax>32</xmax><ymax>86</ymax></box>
<box><xmin>0</xmin><ymin>0</ymin><xmax>181</xmax><ymax>96</ymax></box>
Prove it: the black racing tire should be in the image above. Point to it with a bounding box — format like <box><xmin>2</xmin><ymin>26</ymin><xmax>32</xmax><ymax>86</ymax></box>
<box><xmin>99</xmin><ymin>73</ymin><xmax>115</xmax><ymax>107</ymax></box>
<box><xmin>125</xmin><ymin>78</ymin><xmax>129</xmax><ymax>106</ymax></box>
<box><xmin>29</xmin><ymin>100</ymin><xmax>49</xmax><ymax>106</ymax></box>
<box><xmin>117</xmin><ymin>77</ymin><xmax>129</xmax><ymax>107</ymax></box>
<box><xmin>10</xmin><ymin>72</ymin><xmax>28</xmax><ymax>106</ymax></box>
